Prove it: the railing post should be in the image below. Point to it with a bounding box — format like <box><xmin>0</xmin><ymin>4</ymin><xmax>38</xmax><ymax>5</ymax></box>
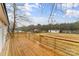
<box><xmin>27</xmin><ymin>33</ymin><xmax>30</xmax><ymax>40</ymax></box>
<box><xmin>29</xmin><ymin>33</ymin><xmax>30</xmax><ymax>40</ymax></box>
<box><xmin>39</xmin><ymin>35</ymin><xmax>41</xmax><ymax>43</ymax></box>
<box><xmin>54</xmin><ymin>38</ymin><xmax>56</xmax><ymax>56</ymax></box>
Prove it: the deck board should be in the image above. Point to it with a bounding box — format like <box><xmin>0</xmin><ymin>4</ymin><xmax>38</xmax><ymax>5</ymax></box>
<box><xmin>7</xmin><ymin>32</ymin><xmax>54</xmax><ymax>56</ymax></box>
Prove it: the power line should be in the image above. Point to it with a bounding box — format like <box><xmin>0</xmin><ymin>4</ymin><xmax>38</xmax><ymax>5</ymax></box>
<box><xmin>48</xmin><ymin>3</ymin><xmax>56</xmax><ymax>32</ymax></box>
<box><xmin>48</xmin><ymin>3</ymin><xmax>56</xmax><ymax>24</ymax></box>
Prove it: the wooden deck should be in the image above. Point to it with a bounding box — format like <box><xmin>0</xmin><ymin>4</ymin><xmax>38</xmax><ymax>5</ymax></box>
<box><xmin>7</xmin><ymin>32</ymin><xmax>55</xmax><ymax>56</ymax></box>
<box><xmin>2</xmin><ymin>32</ymin><xmax>79</xmax><ymax>56</ymax></box>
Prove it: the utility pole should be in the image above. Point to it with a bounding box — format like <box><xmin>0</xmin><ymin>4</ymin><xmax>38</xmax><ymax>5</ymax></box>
<box><xmin>48</xmin><ymin>3</ymin><xmax>56</xmax><ymax>32</ymax></box>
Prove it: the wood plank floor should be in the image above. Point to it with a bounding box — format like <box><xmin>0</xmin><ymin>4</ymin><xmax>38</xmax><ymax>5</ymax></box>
<box><xmin>8</xmin><ymin>32</ymin><xmax>54</xmax><ymax>56</ymax></box>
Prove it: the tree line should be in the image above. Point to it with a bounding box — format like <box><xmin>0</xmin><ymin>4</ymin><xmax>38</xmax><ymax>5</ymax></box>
<box><xmin>16</xmin><ymin>21</ymin><xmax>79</xmax><ymax>33</ymax></box>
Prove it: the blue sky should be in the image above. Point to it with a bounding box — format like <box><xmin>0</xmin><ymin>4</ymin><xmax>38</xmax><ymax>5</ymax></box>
<box><xmin>6</xmin><ymin>3</ymin><xmax>79</xmax><ymax>27</ymax></box>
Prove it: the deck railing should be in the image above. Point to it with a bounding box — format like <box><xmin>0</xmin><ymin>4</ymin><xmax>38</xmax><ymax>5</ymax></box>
<box><xmin>29</xmin><ymin>33</ymin><xmax>79</xmax><ymax>56</ymax></box>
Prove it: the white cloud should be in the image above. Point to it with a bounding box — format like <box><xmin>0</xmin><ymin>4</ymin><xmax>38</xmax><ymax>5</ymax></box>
<box><xmin>17</xmin><ymin>6</ymin><xmax>25</xmax><ymax>10</ymax></box>
<box><xmin>16</xmin><ymin>5</ymin><xmax>32</xmax><ymax>16</ymax></box>
<box><xmin>61</xmin><ymin>3</ymin><xmax>79</xmax><ymax>17</ymax></box>
<box><xmin>62</xmin><ymin>3</ymin><xmax>73</xmax><ymax>8</ymax></box>
<box><xmin>24</xmin><ymin>4</ymin><xmax>32</xmax><ymax>12</ymax></box>
<box><xmin>26</xmin><ymin>12</ymin><xmax>31</xmax><ymax>16</ymax></box>
<box><xmin>6</xmin><ymin>3</ymin><xmax>11</xmax><ymax>7</ymax></box>
<box><xmin>74</xmin><ymin>4</ymin><xmax>79</xmax><ymax>7</ymax></box>
<box><xmin>17</xmin><ymin>21</ymin><xmax>30</xmax><ymax>27</ymax></box>
<box><xmin>66</xmin><ymin>9</ymin><xmax>79</xmax><ymax>17</ymax></box>
<box><xmin>24</xmin><ymin>3</ymin><xmax>39</xmax><ymax>12</ymax></box>
<box><xmin>24</xmin><ymin>3</ymin><xmax>40</xmax><ymax>16</ymax></box>
<box><xmin>32</xmin><ymin>16</ymin><xmax>48</xmax><ymax>25</ymax></box>
<box><xmin>62</xmin><ymin>3</ymin><xmax>79</xmax><ymax>9</ymax></box>
<box><xmin>31</xmin><ymin>4</ymin><xmax>39</xmax><ymax>8</ymax></box>
<box><xmin>35</xmin><ymin>3</ymin><xmax>39</xmax><ymax>6</ymax></box>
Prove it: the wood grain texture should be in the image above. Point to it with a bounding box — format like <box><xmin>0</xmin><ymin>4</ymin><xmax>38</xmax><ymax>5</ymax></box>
<box><xmin>7</xmin><ymin>32</ymin><xmax>54</xmax><ymax>56</ymax></box>
<box><xmin>28</xmin><ymin>33</ymin><xmax>79</xmax><ymax>56</ymax></box>
<box><xmin>3</xmin><ymin>32</ymin><xmax>79</xmax><ymax>56</ymax></box>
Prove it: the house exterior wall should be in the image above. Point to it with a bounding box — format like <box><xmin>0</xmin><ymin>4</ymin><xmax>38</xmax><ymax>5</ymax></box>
<box><xmin>0</xmin><ymin>21</ymin><xmax>8</xmax><ymax>53</ymax></box>
<box><xmin>0</xmin><ymin>3</ymin><xmax>9</xmax><ymax>54</ymax></box>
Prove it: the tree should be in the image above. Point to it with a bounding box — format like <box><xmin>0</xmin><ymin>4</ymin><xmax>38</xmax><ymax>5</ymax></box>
<box><xmin>6</xmin><ymin>3</ymin><xmax>32</xmax><ymax>32</ymax></box>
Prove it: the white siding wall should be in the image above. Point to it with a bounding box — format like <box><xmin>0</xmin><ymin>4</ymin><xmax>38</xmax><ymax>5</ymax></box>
<box><xmin>48</xmin><ymin>30</ymin><xmax>60</xmax><ymax>33</ymax></box>
<box><xmin>0</xmin><ymin>21</ymin><xmax>8</xmax><ymax>53</ymax></box>
<box><xmin>0</xmin><ymin>27</ymin><xmax>3</xmax><ymax>52</ymax></box>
